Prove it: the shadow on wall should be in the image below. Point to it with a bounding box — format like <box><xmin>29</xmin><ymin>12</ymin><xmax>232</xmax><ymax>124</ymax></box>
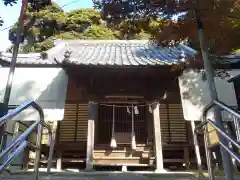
<box><xmin>181</xmin><ymin>70</ymin><xmax>208</xmax><ymax>106</ymax></box>
<box><xmin>0</xmin><ymin>69</ymin><xmax>68</xmax><ymax>121</ymax></box>
<box><xmin>15</xmin><ymin>81</ymin><xmax>37</xmax><ymax>103</ymax></box>
<box><xmin>178</xmin><ymin>69</ymin><xmax>210</xmax><ymax>121</ymax></box>
<box><xmin>179</xmin><ymin>69</ymin><xmax>238</xmax><ymax>122</ymax></box>
<box><xmin>36</xmin><ymin>70</ymin><xmax>67</xmax><ymax>109</ymax></box>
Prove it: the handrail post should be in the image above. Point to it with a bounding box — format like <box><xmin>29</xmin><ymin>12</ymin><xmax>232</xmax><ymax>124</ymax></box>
<box><xmin>203</xmin><ymin>103</ymin><xmax>234</xmax><ymax>180</ymax></box>
<box><xmin>33</xmin><ymin>124</ymin><xmax>43</xmax><ymax>180</ymax></box>
<box><xmin>0</xmin><ymin>103</ymin><xmax>8</xmax><ymax>156</ymax></box>
<box><xmin>196</xmin><ymin>100</ymin><xmax>240</xmax><ymax>178</ymax></box>
<box><xmin>0</xmin><ymin>100</ymin><xmax>51</xmax><ymax>177</ymax></box>
<box><xmin>47</xmin><ymin>121</ymin><xmax>58</xmax><ymax>173</ymax></box>
<box><xmin>233</xmin><ymin>116</ymin><xmax>240</xmax><ymax>142</ymax></box>
<box><xmin>203</xmin><ymin>123</ymin><xmax>214</xmax><ymax>180</ymax></box>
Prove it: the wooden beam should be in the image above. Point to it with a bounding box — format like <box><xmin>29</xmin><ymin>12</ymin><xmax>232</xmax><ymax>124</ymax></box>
<box><xmin>152</xmin><ymin>102</ymin><xmax>164</xmax><ymax>171</ymax></box>
<box><xmin>85</xmin><ymin>102</ymin><xmax>96</xmax><ymax>171</ymax></box>
<box><xmin>105</xmin><ymin>95</ymin><xmax>144</xmax><ymax>99</ymax></box>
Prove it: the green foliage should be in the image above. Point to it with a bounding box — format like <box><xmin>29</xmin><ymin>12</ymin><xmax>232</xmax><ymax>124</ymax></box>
<box><xmin>35</xmin><ymin>38</ymin><xmax>54</xmax><ymax>51</ymax></box>
<box><xmin>111</xmin><ymin>18</ymin><xmax>163</xmax><ymax>40</ymax></box>
<box><xmin>19</xmin><ymin>38</ymin><xmax>54</xmax><ymax>53</ymax></box>
<box><xmin>11</xmin><ymin>6</ymin><xmax>151</xmax><ymax>53</ymax></box>
<box><xmin>233</xmin><ymin>49</ymin><xmax>240</xmax><ymax>54</ymax></box>
<box><xmin>1</xmin><ymin>0</ymin><xmax>52</xmax><ymax>27</ymax></box>
<box><xmin>135</xmin><ymin>31</ymin><xmax>151</xmax><ymax>40</ymax></box>
<box><xmin>67</xmin><ymin>8</ymin><xmax>101</xmax><ymax>24</ymax></box>
<box><xmin>55</xmin><ymin>31</ymin><xmax>83</xmax><ymax>39</ymax></box>
<box><xmin>43</xmin><ymin>2</ymin><xmax>63</xmax><ymax>12</ymax></box>
<box><xmin>81</xmin><ymin>25</ymin><xmax>116</xmax><ymax>39</ymax></box>
<box><xmin>95</xmin><ymin>0</ymin><xmax>240</xmax><ymax>55</ymax></box>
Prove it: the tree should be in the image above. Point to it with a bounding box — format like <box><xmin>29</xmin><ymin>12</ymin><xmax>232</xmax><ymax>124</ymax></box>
<box><xmin>8</xmin><ymin>4</ymin><xmax>152</xmax><ymax>53</ymax></box>
<box><xmin>1</xmin><ymin>0</ymin><xmax>51</xmax><ymax>27</ymax></box>
<box><xmin>94</xmin><ymin>0</ymin><xmax>240</xmax><ymax>55</ymax></box>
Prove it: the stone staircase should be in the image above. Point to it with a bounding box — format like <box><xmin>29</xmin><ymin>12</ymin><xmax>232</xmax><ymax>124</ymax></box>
<box><xmin>93</xmin><ymin>145</ymin><xmax>154</xmax><ymax>166</ymax></box>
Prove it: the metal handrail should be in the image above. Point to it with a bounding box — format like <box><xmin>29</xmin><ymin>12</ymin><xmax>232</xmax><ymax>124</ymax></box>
<box><xmin>0</xmin><ymin>101</ymin><xmax>52</xmax><ymax>132</ymax></box>
<box><xmin>195</xmin><ymin>100</ymin><xmax>240</xmax><ymax>179</ymax></box>
<box><xmin>196</xmin><ymin>118</ymin><xmax>240</xmax><ymax>162</ymax></box>
<box><xmin>0</xmin><ymin>101</ymin><xmax>52</xmax><ymax>180</ymax></box>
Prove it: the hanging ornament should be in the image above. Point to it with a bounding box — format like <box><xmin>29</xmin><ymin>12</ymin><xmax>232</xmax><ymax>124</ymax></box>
<box><xmin>127</xmin><ymin>106</ymin><xmax>131</xmax><ymax>114</ymax></box>
<box><xmin>110</xmin><ymin>105</ymin><xmax>117</xmax><ymax>148</ymax></box>
<box><xmin>131</xmin><ymin>132</ymin><xmax>136</xmax><ymax>150</ymax></box>
<box><xmin>134</xmin><ymin>106</ymin><xmax>139</xmax><ymax>115</ymax></box>
<box><xmin>110</xmin><ymin>137</ymin><xmax>117</xmax><ymax>148</ymax></box>
<box><xmin>162</xmin><ymin>91</ymin><xmax>168</xmax><ymax>100</ymax></box>
<box><xmin>149</xmin><ymin>104</ymin><xmax>153</xmax><ymax>114</ymax></box>
<box><xmin>131</xmin><ymin>104</ymin><xmax>136</xmax><ymax>151</ymax></box>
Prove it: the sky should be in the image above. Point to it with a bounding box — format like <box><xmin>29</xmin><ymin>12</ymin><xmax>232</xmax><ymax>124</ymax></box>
<box><xmin>0</xmin><ymin>0</ymin><xmax>93</xmax><ymax>51</ymax></box>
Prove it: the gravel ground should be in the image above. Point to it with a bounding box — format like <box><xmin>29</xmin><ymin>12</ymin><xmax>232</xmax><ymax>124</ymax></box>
<box><xmin>0</xmin><ymin>172</ymin><xmax>239</xmax><ymax>180</ymax></box>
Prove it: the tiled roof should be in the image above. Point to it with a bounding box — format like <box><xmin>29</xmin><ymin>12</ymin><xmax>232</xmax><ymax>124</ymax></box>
<box><xmin>0</xmin><ymin>40</ymin><xmax>197</xmax><ymax>66</ymax></box>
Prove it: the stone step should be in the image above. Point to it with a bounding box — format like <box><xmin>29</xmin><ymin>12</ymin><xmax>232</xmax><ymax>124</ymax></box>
<box><xmin>93</xmin><ymin>150</ymin><xmax>154</xmax><ymax>158</ymax></box>
<box><xmin>93</xmin><ymin>157</ymin><xmax>154</xmax><ymax>166</ymax></box>
<box><xmin>1</xmin><ymin>171</ymin><xmax>239</xmax><ymax>180</ymax></box>
<box><xmin>94</xmin><ymin>145</ymin><xmax>153</xmax><ymax>152</ymax></box>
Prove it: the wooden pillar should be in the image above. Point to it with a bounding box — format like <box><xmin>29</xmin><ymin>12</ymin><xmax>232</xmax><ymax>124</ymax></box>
<box><xmin>56</xmin><ymin>151</ymin><xmax>62</xmax><ymax>171</ymax></box>
<box><xmin>47</xmin><ymin>121</ymin><xmax>58</xmax><ymax>173</ymax></box>
<box><xmin>85</xmin><ymin>101</ymin><xmax>96</xmax><ymax>171</ymax></box>
<box><xmin>13</xmin><ymin>122</ymin><xmax>28</xmax><ymax>170</ymax></box>
<box><xmin>146</xmin><ymin>102</ymin><xmax>153</xmax><ymax>144</ymax></box>
<box><xmin>22</xmin><ymin>148</ymin><xmax>29</xmax><ymax>170</ymax></box>
<box><xmin>184</xmin><ymin>146</ymin><xmax>190</xmax><ymax>170</ymax></box>
<box><xmin>153</xmin><ymin>102</ymin><xmax>164</xmax><ymax>171</ymax></box>
<box><xmin>191</xmin><ymin>121</ymin><xmax>202</xmax><ymax>171</ymax></box>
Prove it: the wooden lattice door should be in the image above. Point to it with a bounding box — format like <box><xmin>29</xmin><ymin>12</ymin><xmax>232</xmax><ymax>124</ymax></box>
<box><xmin>97</xmin><ymin>103</ymin><xmax>147</xmax><ymax>144</ymax></box>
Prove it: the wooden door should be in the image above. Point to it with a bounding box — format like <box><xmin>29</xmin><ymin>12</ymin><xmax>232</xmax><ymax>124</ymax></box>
<box><xmin>97</xmin><ymin>103</ymin><xmax>147</xmax><ymax>144</ymax></box>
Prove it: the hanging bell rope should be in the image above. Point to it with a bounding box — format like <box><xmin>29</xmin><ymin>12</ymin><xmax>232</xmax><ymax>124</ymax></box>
<box><xmin>131</xmin><ymin>104</ymin><xmax>136</xmax><ymax>150</ymax></box>
<box><xmin>110</xmin><ymin>104</ymin><xmax>117</xmax><ymax>148</ymax></box>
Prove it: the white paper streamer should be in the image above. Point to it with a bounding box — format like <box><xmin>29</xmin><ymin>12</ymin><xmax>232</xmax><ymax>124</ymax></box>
<box><xmin>127</xmin><ymin>106</ymin><xmax>131</xmax><ymax>114</ymax></box>
<box><xmin>162</xmin><ymin>91</ymin><xmax>167</xmax><ymax>100</ymax></box>
<box><xmin>134</xmin><ymin>106</ymin><xmax>139</xmax><ymax>115</ymax></box>
<box><xmin>149</xmin><ymin>105</ymin><xmax>153</xmax><ymax>113</ymax></box>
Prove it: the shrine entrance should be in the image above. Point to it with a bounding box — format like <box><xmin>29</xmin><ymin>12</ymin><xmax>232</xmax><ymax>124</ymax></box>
<box><xmin>97</xmin><ymin>103</ymin><xmax>148</xmax><ymax>145</ymax></box>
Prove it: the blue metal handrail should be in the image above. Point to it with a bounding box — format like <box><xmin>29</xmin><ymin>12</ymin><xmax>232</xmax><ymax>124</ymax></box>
<box><xmin>0</xmin><ymin>101</ymin><xmax>52</xmax><ymax>180</ymax></box>
<box><xmin>196</xmin><ymin>119</ymin><xmax>240</xmax><ymax>162</ymax></box>
<box><xmin>195</xmin><ymin>100</ymin><xmax>240</xmax><ymax>179</ymax></box>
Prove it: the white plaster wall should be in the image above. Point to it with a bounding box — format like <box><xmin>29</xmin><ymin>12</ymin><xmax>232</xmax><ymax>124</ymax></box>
<box><xmin>179</xmin><ymin>69</ymin><xmax>239</xmax><ymax>121</ymax></box>
<box><xmin>0</xmin><ymin>68</ymin><xmax>68</xmax><ymax>121</ymax></box>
